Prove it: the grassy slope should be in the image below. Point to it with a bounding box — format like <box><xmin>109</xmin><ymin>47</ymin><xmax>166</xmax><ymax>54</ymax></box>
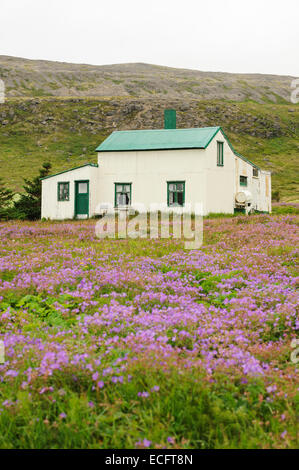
<box><xmin>0</xmin><ymin>98</ymin><xmax>298</xmax><ymax>201</ymax></box>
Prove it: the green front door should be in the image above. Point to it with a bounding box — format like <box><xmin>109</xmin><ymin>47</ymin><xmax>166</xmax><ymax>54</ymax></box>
<box><xmin>75</xmin><ymin>180</ymin><xmax>89</xmax><ymax>218</ymax></box>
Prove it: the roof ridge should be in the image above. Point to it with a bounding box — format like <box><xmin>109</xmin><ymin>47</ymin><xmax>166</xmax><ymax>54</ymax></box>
<box><xmin>112</xmin><ymin>126</ymin><xmax>220</xmax><ymax>133</ymax></box>
<box><xmin>40</xmin><ymin>163</ymin><xmax>98</xmax><ymax>180</ymax></box>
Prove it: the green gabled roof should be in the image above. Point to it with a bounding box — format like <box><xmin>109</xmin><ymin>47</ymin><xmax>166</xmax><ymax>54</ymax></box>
<box><xmin>218</xmin><ymin>128</ymin><xmax>261</xmax><ymax>170</ymax></box>
<box><xmin>96</xmin><ymin>127</ymin><xmax>221</xmax><ymax>152</ymax></box>
<box><xmin>233</xmin><ymin>151</ymin><xmax>260</xmax><ymax>170</ymax></box>
<box><xmin>95</xmin><ymin>126</ymin><xmax>261</xmax><ymax>170</ymax></box>
<box><xmin>40</xmin><ymin>163</ymin><xmax>98</xmax><ymax>180</ymax></box>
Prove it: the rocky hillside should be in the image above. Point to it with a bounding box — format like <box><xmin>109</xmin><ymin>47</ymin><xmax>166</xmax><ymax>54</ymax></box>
<box><xmin>0</xmin><ymin>97</ymin><xmax>298</xmax><ymax>201</ymax></box>
<box><xmin>0</xmin><ymin>55</ymin><xmax>296</xmax><ymax>103</ymax></box>
<box><xmin>0</xmin><ymin>56</ymin><xmax>298</xmax><ymax>202</ymax></box>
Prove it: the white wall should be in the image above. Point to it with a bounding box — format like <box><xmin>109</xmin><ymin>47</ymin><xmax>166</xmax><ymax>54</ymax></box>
<box><xmin>259</xmin><ymin>170</ymin><xmax>272</xmax><ymax>212</ymax></box>
<box><xmin>235</xmin><ymin>156</ymin><xmax>271</xmax><ymax>212</ymax></box>
<box><xmin>96</xmin><ymin>148</ymin><xmax>207</xmax><ymax>213</ymax></box>
<box><xmin>41</xmin><ymin>165</ymin><xmax>99</xmax><ymax>220</ymax></box>
<box><xmin>205</xmin><ymin>130</ymin><xmax>235</xmax><ymax>214</ymax></box>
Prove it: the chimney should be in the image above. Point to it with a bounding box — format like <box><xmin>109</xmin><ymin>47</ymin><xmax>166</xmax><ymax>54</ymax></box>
<box><xmin>164</xmin><ymin>109</ymin><xmax>176</xmax><ymax>129</ymax></box>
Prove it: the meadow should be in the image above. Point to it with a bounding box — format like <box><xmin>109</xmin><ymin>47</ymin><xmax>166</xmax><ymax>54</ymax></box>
<box><xmin>0</xmin><ymin>213</ymin><xmax>298</xmax><ymax>449</ymax></box>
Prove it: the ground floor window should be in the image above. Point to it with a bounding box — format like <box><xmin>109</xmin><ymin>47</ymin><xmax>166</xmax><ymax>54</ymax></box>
<box><xmin>167</xmin><ymin>181</ymin><xmax>185</xmax><ymax>207</ymax></box>
<box><xmin>240</xmin><ymin>176</ymin><xmax>248</xmax><ymax>187</ymax></box>
<box><xmin>57</xmin><ymin>182</ymin><xmax>70</xmax><ymax>201</ymax></box>
<box><xmin>115</xmin><ymin>183</ymin><xmax>132</xmax><ymax>207</ymax></box>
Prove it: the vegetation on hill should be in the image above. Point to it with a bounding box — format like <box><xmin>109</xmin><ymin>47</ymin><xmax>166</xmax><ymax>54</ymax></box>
<box><xmin>0</xmin><ymin>97</ymin><xmax>298</xmax><ymax>201</ymax></box>
<box><xmin>0</xmin><ymin>55</ymin><xmax>295</xmax><ymax>102</ymax></box>
<box><xmin>0</xmin><ymin>56</ymin><xmax>298</xmax><ymax>201</ymax></box>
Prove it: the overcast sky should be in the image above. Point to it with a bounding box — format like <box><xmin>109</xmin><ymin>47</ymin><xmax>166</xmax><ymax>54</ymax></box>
<box><xmin>0</xmin><ymin>0</ymin><xmax>298</xmax><ymax>76</ymax></box>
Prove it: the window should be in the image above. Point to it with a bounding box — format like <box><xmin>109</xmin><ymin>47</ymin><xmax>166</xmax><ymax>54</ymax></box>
<box><xmin>167</xmin><ymin>181</ymin><xmax>185</xmax><ymax>207</ymax></box>
<box><xmin>78</xmin><ymin>182</ymin><xmax>88</xmax><ymax>193</ymax></box>
<box><xmin>115</xmin><ymin>183</ymin><xmax>131</xmax><ymax>207</ymax></box>
<box><xmin>253</xmin><ymin>168</ymin><xmax>259</xmax><ymax>178</ymax></box>
<box><xmin>240</xmin><ymin>176</ymin><xmax>248</xmax><ymax>187</ymax></box>
<box><xmin>58</xmin><ymin>182</ymin><xmax>70</xmax><ymax>201</ymax></box>
<box><xmin>217</xmin><ymin>141</ymin><xmax>224</xmax><ymax>166</ymax></box>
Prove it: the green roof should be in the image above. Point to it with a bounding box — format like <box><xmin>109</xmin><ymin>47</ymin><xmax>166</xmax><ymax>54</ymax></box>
<box><xmin>233</xmin><ymin>151</ymin><xmax>260</xmax><ymax>170</ymax></box>
<box><xmin>219</xmin><ymin>128</ymin><xmax>261</xmax><ymax>170</ymax></box>
<box><xmin>96</xmin><ymin>127</ymin><xmax>221</xmax><ymax>152</ymax></box>
<box><xmin>40</xmin><ymin>163</ymin><xmax>98</xmax><ymax>180</ymax></box>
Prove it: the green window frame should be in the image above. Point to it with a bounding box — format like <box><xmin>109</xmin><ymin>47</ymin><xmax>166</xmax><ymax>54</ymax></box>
<box><xmin>167</xmin><ymin>181</ymin><xmax>185</xmax><ymax>207</ymax></box>
<box><xmin>57</xmin><ymin>182</ymin><xmax>70</xmax><ymax>201</ymax></box>
<box><xmin>240</xmin><ymin>176</ymin><xmax>248</xmax><ymax>187</ymax></box>
<box><xmin>114</xmin><ymin>183</ymin><xmax>132</xmax><ymax>207</ymax></box>
<box><xmin>217</xmin><ymin>141</ymin><xmax>224</xmax><ymax>166</ymax></box>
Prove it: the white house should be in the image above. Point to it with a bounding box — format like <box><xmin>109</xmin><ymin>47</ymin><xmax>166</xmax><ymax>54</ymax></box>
<box><xmin>41</xmin><ymin>110</ymin><xmax>271</xmax><ymax>219</ymax></box>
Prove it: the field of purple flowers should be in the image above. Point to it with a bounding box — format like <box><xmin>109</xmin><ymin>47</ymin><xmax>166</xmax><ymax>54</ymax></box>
<box><xmin>0</xmin><ymin>214</ymin><xmax>298</xmax><ymax>449</ymax></box>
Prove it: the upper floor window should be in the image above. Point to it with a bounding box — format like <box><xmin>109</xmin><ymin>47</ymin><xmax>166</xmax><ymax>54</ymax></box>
<box><xmin>217</xmin><ymin>141</ymin><xmax>224</xmax><ymax>166</ymax></box>
<box><xmin>58</xmin><ymin>182</ymin><xmax>70</xmax><ymax>201</ymax></box>
<box><xmin>240</xmin><ymin>176</ymin><xmax>248</xmax><ymax>187</ymax></box>
<box><xmin>253</xmin><ymin>168</ymin><xmax>259</xmax><ymax>178</ymax></box>
<box><xmin>115</xmin><ymin>183</ymin><xmax>131</xmax><ymax>207</ymax></box>
<box><xmin>167</xmin><ymin>181</ymin><xmax>185</xmax><ymax>207</ymax></box>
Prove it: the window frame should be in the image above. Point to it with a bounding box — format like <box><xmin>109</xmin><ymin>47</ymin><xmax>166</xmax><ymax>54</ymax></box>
<box><xmin>167</xmin><ymin>181</ymin><xmax>185</xmax><ymax>207</ymax></box>
<box><xmin>217</xmin><ymin>141</ymin><xmax>224</xmax><ymax>166</ymax></box>
<box><xmin>252</xmin><ymin>168</ymin><xmax>259</xmax><ymax>178</ymax></box>
<box><xmin>114</xmin><ymin>182</ymin><xmax>132</xmax><ymax>208</ymax></box>
<box><xmin>57</xmin><ymin>182</ymin><xmax>70</xmax><ymax>201</ymax></box>
<box><xmin>239</xmin><ymin>175</ymin><xmax>248</xmax><ymax>187</ymax></box>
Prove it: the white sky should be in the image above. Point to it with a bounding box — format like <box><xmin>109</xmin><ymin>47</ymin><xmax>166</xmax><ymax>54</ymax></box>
<box><xmin>0</xmin><ymin>0</ymin><xmax>298</xmax><ymax>76</ymax></box>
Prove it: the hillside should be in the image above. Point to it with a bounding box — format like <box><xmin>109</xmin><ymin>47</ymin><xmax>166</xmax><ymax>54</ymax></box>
<box><xmin>0</xmin><ymin>56</ymin><xmax>298</xmax><ymax>202</ymax></box>
<box><xmin>0</xmin><ymin>55</ymin><xmax>296</xmax><ymax>103</ymax></box>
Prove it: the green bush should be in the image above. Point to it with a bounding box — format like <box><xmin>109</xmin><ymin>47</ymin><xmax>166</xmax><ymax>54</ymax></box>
<box><xmin>13</xmin><ymin>162</ymin><xmax>51</xmax><ymax>220</ymax></box>
<box><xmin>0</xmin><ymin>177</ymin><xmax>14</xmax><ymax>220</ymax></box>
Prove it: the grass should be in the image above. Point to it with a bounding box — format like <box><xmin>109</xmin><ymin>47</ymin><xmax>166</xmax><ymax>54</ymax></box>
<box><xmin>0</xmin><ymin>366</ymin><xmax>292</xmax><ymax>449</ymax></box>
<box><xmin>271</xmin><ymin>204</ymin><xmax>299</xmax><ymax>215</ymax></box>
